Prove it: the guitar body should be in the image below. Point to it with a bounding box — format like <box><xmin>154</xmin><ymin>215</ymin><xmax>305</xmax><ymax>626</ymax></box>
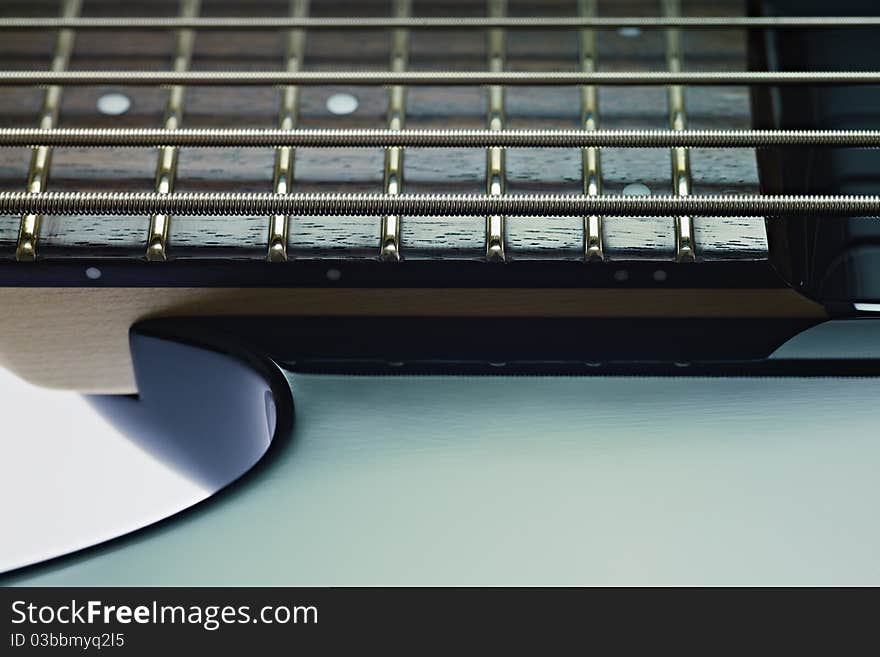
<box><xmin>1</xmin><ymin>1</ymin><xmax>880</xmax><ymax>509</ymax></box>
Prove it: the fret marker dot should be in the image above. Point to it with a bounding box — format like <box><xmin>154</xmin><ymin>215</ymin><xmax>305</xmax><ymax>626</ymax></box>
<box><xmin>613</xmin><ymin>270</ymin><xmax>629</xmax><ymax>282</ymax></box>
<box><xmin>96</xmin><ymin>93</ymin><xmax>131</xmax><ymax>116</ymax></box>
<box><xmin>326</xmin><ymin>268</ymin><xmax>342</xmax><ymax>281</ymax></box>
<box><xmin>623</xmin><ymin>183</ymin><xmax>651</xmax><ymax>196</ymax></box>
<box><xmin>653</xmin><ymin>270</ymin><xmax>668</xmax><ymax>282</ymax></box>
<box><xmin>85</xmin><ymin>267</ymin><xmax>102</xmax><ymax>280</ymax></box>
<box><xmin>326</xmin><ymin>93</ymin><xmax>359</xmax><ymax>115</ymax></box>
<box><xmin>618</xmin><ymin>27</ymin><xmax>642</xmax><ymax>38</ymax></box>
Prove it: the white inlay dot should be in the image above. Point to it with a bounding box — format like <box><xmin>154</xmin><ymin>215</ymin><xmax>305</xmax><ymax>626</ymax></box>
<box><xmin>618</xmin><ymin>27</ymin><xmax>642</xmax><ymax>38</ymax></box>
<box><xmin>85</xmin><ymin>267</ymin><xmax>102</xmax><ymax>280</ymax></box>
<box><xmin>96</xmin><ymin>93</ymin><xmax>132</xmax><ymax>116</ymax></box>
<box><xmin>622</xmin><ymin>183</ymin><xmax>652</xmax><ymax>196</ymax></box>
<box><xmin>326</xmin><ymin>268</ymin><xmax>342</xmax><ymax>281</ymax></box>
<box><xmin>326</xmin><ymin>93</ymin><xmax>359</xmax><ymax>115</ymax></box>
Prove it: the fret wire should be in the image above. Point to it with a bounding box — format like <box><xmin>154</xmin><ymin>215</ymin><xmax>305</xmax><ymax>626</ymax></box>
<box><xmin>15</xmin><ymin>0</ymin><xmax>82</xmax><ymax>262</ymax></box>
<box><xmin>5</xmin><ymin>127</ymin><xmax>880</xmax><ymax>148</ymax></box>
<box><xmin>485</xmin><ymin>0</ymin><xmax>507</xmax><ymax>262</ymax></box>
<box><xmin>379</xmin><ymin>0</ymin><xmax>411</xmax><ymax>262</ymax></box>
<box><xmin>146</xmin><ymin>0</ymin><xmax>200</xmax><ymax>262</ymax></box>
<box><xmin>579</xmin><ymin>0</ymin><xmax>603</xmax><ymax>262</ymax></box>
<box><xmin>268</xmin><ymin>0</ymin><xmax>309</xmax><ymax>263</ymax></box>
<box><xmin>5</xmin><ymin>191</ymin><xmax>880</xmax><ymax>218</ymax></box>
<box><xmin>0</xmin><ymin>7</ymin><xmax>852</xmax><ymax>257</ymax></box>
<box><xmin>664</xmin><ymin>0</ymin><xmax>696</xmax><ymax>262</ymax></box>
<box><xmin>4</xmin><ymin>70</ymin><xmax>880</xmax><ymax>86</ymax></box>
<box><xmin>4</xmin><ymin>17</ymin><xmax>880</xmax><ymax>30</ymax></box>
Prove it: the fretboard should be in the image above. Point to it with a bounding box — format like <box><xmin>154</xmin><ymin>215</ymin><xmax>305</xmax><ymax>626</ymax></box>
<box><xmin>0</xmin><ymin>0</ymin><xmax>776</xmax><ymax>263</ymax></box>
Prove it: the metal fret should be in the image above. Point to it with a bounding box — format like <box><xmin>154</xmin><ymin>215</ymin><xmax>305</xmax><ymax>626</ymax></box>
<box><xmin>0</xmin><ymin>4</ymin><xmax>850</xmax><ymax>264</ymax></box>
<box><xmin>4</xmin><ymin>16</ymin><xmax>880</xmax><ymax>31</ymax></box>
<box><xmin>579</xmin><ymin>0</ymin><xmax>603</xmax><ymax>262</ymax></box>
<box><xmin>485</xmin><ymin>0</ymin><xmax>507</xmax><ymax>262</ymax></box>
<box><xmin>379</xmin><ymin>0</ymin><xmax>411</xmax><ymax>262</ymax></box>
<box><xmin>268</xmin><ymin>0</ymin><xmax>309</xmax><ymax>263</ymax></box>
<box><xmin>664</xmin><ymin>0</ymin><xmax>695</xmax><ymax>263</ymax></box>
<box><xmin>5</xmin><ymin>70</ymin><xmax>880</xmax><ymax>86</ymax></box>
<box><xmin>4</xmin><ymin>191</ymin><xmax>880</xmax><ymax>218</ymax></box>
<box><xmin>15</xmin><ymin>0</ymin><xmax>81</xmax><ymax>262</ymax></box>
<box><xmin>5</xmin><ymin>127</ymin><xmax>880</xmax><ymax>149</ymax></box>
<box><xmin>146</xmin><ymin>0</ymin><xmax>200</xmax><ymax>262</ymax></box>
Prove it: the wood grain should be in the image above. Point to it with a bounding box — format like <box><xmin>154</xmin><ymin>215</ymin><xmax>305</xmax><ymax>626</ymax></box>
<box><xmin>0</xmin><ymin>0</ymin><xmax>767</xmax><ymax>261</ymax></box>
<box><xmin>0</xmin><ymin>0</ymin><xmax>778</xmax><ymax>393</ymax></box>
<box><xmin>0</xmin><ymin>285</ymin><xmax>825</xmax><ymax>393</ymax></box>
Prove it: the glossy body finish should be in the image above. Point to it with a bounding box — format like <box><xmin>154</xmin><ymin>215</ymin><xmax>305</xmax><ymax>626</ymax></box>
<box><xmin>755</xmin><ymin>0</ymin><xmax>880</xmax><ymax>304</ymax></box>
<box><xmin>8</xmin><ymin>370</ymin><xmax>880</xmax><ymax>585</ymax></box>
<box><xmin>90</xmin><ymin>322</ymin><xmax>292</xmax><ymax>488</ymax></box>
<box><xmin>3</xmin><ymin>314</ymin><xmax>879</xmax><ymax>579</ymax></box>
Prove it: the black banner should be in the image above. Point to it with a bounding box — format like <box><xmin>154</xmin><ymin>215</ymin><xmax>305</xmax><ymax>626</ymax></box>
<box><xmin>0</xmin><ymin>587</ymin><xmax>874</xmax><ymax>653</ymax></box>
